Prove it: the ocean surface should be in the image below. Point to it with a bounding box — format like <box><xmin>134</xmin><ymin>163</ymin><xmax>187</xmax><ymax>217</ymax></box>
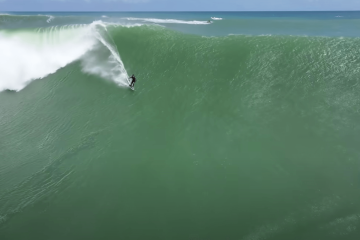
<box><xmin>1</xmin><ymin>11</ymin><xmax>360</xmax><ymax>240</ymax></box>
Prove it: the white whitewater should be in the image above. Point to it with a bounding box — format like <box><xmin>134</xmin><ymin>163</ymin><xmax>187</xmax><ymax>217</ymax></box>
<box><xmin>0</xmin><ymin>21</ymin><xmax>130</xmax><ymax>92</ymax></box>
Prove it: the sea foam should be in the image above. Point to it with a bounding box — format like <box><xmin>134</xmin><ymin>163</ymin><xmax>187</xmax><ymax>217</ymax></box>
<box><xmin>0</xmin><ymin>21</ymin><xmax>130</xmax><ymax>92</ymax></box>
<box><xmin>125</xmin><ymin>17</ymin><xmax>210</xmax><ymax>25</ymax></box>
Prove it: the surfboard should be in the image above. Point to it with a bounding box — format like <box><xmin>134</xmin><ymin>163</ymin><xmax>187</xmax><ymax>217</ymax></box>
<box><xmin>127</xmin><ymin>77</ymin><xmax>135</xmax><ymax>91</ymax></box>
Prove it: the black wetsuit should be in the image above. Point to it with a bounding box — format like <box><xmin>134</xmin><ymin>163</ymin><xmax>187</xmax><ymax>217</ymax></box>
<box><xmin>129</xmin><ymin>75</ymin><xmax>136</xmax><ymax>87</ymax></box>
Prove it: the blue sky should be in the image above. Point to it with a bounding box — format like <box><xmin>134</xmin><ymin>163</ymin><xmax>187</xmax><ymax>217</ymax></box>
<box><xmin>1</xmin><ymin>0</ymin><xmax>359</xmax><ymax>11</ymax></box>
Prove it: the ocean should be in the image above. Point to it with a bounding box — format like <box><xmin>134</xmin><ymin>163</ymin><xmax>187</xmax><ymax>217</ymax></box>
<box><xmin>1</xmin><ymin>11</ymin><xmax>360</xmax><ymax>240</ymax></box>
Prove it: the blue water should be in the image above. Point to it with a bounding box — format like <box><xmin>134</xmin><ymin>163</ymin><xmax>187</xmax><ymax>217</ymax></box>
<box><xmin>2</xmin><ymin>11</ymin><xmax>360</xmax><ymax>37</ymax></box>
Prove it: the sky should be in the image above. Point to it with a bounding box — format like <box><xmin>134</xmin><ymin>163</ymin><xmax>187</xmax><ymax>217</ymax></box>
<box><xmin>0</xmin><ymin>0</ymin><xmax>360</xmax><ymax>11</ymax></box>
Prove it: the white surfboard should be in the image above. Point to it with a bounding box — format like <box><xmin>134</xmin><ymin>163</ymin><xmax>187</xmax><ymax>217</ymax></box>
<box><xmin>127</xmin><ymin>77</ymin><xmax>135</xmax><ymax>91</ymax></box>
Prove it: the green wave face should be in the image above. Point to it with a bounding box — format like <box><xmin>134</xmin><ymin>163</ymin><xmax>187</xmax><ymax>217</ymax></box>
<box><xmin>113</xmin><ymin>25</ymin><xmax>360</xmax><ymax>129</ymax></box>
<box><xmin>1</xmin><ymin>13</ymin><xmax>360</xmax><ymax>240</ymax></box>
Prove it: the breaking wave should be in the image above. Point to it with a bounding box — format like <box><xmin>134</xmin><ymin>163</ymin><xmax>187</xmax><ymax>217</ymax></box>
<box><xmin>0</xmin><ymin>21</ymin><xmax>130</xmax><ymax>92</ymax></box>
<box><xmin>125</xmin><ymin>17</ymin><xmax>210</xmax><ymax>25</ymax></box>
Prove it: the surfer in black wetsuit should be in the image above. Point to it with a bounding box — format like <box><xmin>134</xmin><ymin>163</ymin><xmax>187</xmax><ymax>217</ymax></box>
<box><xmin>129</xmin><ymin>74</ymin><xmax>136</xmax><ymax>88</ymax></box>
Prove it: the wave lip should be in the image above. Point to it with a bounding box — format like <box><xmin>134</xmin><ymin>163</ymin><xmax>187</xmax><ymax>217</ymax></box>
<box><xmin>0</xmin><ymin>25</ymin><xmax>97</xmax><ymax>92</ymax></box>
<box><xmin>0</xmin><ymin>20</ymin><xmax>130</xmax><ymax>92</ymax></box>
<box><xmin>211</xmin><ymin>17</ymin><xmax>222</xmax><ymax>20</ymax></box>
<box><xmin>125</xmin><ymin>17</ymin><xmax>210</xmax><ymax>25</ymax></box>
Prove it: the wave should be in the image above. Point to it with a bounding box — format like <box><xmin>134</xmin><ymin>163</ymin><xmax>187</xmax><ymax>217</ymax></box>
<box><xmin>125</xmin><ymin>17</ymin><xmax>210</xmax><ymax>25</ymax></box>
<box><xmin>0</xmin><ymin>13</ymin><xmax>55</xmax><ymax>29</ymax></box>
<box><xmin>42</xmin><ymin>14</ymin><xmax>55</xmax><ymax>23</ymax></box>
<box><xmin>211</xmin><ymin>17</ymin><xmax>222</xmax><ymax>20</ymax></box>
<box><xmin>0</xmin><ymin>25</ymin><xmax>95</xmax><ymax>91</ymax></box>
<box><xmin>0</xmin><ymin>21</ymin><xmax>130</xmax><ymax>92</ymax></box>
<box><xmin>81</xmin><ymin>21</ymin><xmax>129</xmax><ymax>87</ymax></box>
<box><xmin>35</xmin><ymin>14</ymin><xmax>55</xmax><ymax>23</ymax></box>
<box><xmin>1</xmin><ymin>13</ymin><xmax>54</xmax><ymax>22</ymax></box>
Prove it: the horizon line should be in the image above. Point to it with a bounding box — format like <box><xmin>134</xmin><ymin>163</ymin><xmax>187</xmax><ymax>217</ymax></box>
<box><xmin>3</xmin><ymin>10</ymin><xmax>360</xmax><ymax>12</ymax></box>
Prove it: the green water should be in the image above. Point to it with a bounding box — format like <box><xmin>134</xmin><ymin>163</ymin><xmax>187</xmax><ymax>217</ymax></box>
<box><xmin>1</xmin><ymin>13</ymin><xmax>360</xmax><ymax>240</ymax></box>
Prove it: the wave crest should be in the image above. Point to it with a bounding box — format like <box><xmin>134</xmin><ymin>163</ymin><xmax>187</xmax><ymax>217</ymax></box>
<box><xmin>0</xmin><ymin>21</ymin><xmax>130</xmax><ymax>92</ymax></box>
<box><xmin>126</xmin><ymin>17</ymin><xmax>210</xmax><ymax>25</ymax></box>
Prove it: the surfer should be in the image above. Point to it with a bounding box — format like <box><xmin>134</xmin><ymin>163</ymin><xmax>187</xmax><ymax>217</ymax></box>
<box><xmin>129</xmin><ymin>74</ymin><xmax>136</xmax><ymax>88</ymax></box>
